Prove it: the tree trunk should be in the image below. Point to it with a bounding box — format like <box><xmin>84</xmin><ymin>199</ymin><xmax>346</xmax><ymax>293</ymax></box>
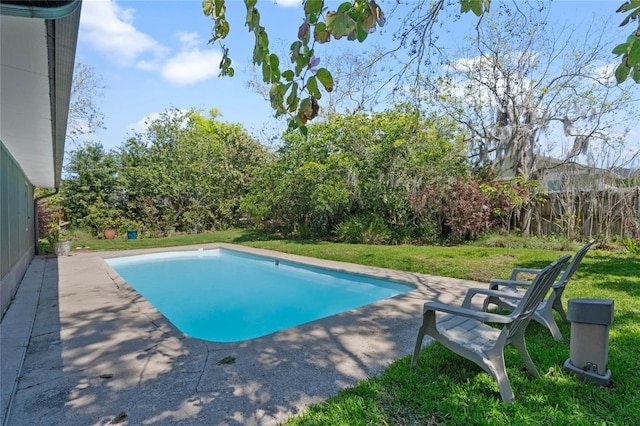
<box><xmin>518</xmin><ymin>202</ymin><xmax>532</xmax><ymax>237</ymax></box>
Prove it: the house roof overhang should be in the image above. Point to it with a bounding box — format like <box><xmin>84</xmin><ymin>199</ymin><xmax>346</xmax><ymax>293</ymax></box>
<box><xmin>1</xmin><ymin>0</ymin><xmax>81</xmax><ymax>188</ymax></box>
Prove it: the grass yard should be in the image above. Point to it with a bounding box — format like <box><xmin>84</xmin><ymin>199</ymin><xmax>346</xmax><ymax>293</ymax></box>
<box><xmin>73</xmin><ymin>231</ymin><xmax>640</xmax><ymax>424</ymax></box>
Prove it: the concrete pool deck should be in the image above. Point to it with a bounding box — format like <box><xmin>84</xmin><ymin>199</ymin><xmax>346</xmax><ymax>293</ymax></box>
<box><xmin>1</xmin><ymin>243</ymin><xmax>484</xmax><ymax>425</ymax></box>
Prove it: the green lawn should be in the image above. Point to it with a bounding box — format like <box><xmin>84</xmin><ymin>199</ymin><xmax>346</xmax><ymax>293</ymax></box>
<box><xmin>73</xmin><ymin>231</ymin><xmax>640</xmax><ymax>424</ymax></box>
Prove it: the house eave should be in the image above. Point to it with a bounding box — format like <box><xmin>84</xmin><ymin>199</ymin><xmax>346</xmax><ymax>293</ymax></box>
<box><xmin>1</xmin><ymin>1</ymin><xmax>80</xmax><ymax>19</ymax></box>
<box><xmin>0</xmin><ymin>0</ymin><xmax>81</xmax><ymax>188</ymax></box>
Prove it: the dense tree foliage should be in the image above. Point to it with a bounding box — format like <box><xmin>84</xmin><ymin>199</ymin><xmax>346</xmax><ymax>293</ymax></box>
<box><xmin>60</xmin><ymin>110</ymin><xmax>271</xmax><ymax>236</ymax></box>
<box><xmin>240</xmin><ymin>108</ymin><xmax>473</xmax><ymax>241</ymax></box>
<box><xmin>59</xmin><ymin>107</ymin><xmax>498</xmax><ymax>242</ymax></box>
<box><xmin>37</xmin><ymin>62</ymin><xmax>107</xmax><ymax>243</ymax></box>
<box><xmin>58</xmin><ymin>105</ymin><xmax>638</xmax><ymax>243</ymax></box>
<box><xmin>118</xmin><ymin>109</ymin><xmax>271</xmax><ymax>235</ymax></box>
<box><xmin>61</xmin><ymin>141</ymin><xmax>119</xmax><ymax>234</ymax></box>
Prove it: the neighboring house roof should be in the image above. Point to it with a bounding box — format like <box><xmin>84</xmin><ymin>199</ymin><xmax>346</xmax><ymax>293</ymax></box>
<box><xmin>0</xmin><ymin>0</ymin><xmax>81</xmax><ymax>188</ymax></box>
<box><xmin>536</xmin><ymin>157</ymin><xmax>638</xmax><ymax>192</ymax></box>
<box><xmin>496</xmin><ymin>154</ymin><xmax>636</xmax><ymax>192</ymax></box>
<box><xmin>612</xmin><ymin>167</ymin><xmax>640</xmax><ymax>179</ymax></box>
<box><xmin>536</xmin><ymin>156</ymin><xmax>624</xmax><ymax>179</ymax></box>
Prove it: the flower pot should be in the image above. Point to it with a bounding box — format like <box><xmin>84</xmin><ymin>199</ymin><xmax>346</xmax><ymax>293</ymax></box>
<box><xmin>54</xmin><ymin>241</ymin><xmax>72</xmax><ymax>256</ymax></box>
<box><xmin>103</xmin><ymin>229</ymin><xmax>116</xmax><ymax>240</ymax></box>
<box><xmin>127</xmin><ymin>230</ymin><xmax>138</xmax><ymax>239</ymax></box>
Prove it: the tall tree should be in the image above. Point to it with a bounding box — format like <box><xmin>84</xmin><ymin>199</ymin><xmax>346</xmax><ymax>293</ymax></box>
<box><xmin>119</xmin><ymin>109</ymin><xmax>271</xmax><ymax>233</ymax></box>
<box><xmin>202</xmin><ymin>0</ymin><xmax>636</xmax><ymax>129</ymax></box>
<box><xmin>437</xmin><ymin>5</ymin><xmax>633</xmax><ymax>174</ymax></box>
<box><xmin>60</xmin><ymin>141</ymin><xmax>119</xmax><ymax>232</ymax></box>
<box><xmin>428</xmin><ymin>3</ymin><xmax>634</xmax><ymax>235</ymax></box>
<box><xmin>67</xmin><ymin>62</ymin><xmax>106</xmax><ymax>146</ymax></box>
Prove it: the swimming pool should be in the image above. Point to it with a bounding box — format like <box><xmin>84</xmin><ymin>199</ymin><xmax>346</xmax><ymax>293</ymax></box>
<box><xmin>106</xmin><ymin>248</ymin><xmax>414</xmax><ymax>342</ymax></box>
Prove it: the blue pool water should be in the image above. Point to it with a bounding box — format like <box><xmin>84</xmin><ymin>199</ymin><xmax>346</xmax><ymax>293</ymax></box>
<box><xmin>106</xmin><ymin>248</ymin><xmax>414</xmax><ymax>342</ymax></box>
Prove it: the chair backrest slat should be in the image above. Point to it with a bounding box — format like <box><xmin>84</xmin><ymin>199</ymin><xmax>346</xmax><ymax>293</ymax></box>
<box><xmin>556</xmin><ymin>240</ymin><xmax>594</xmax><ymax>287</ymax></box>
<box><xmin>508</xmin><ymin>255</ymin><xmax>571</xmax><ymax>337</ymax></box>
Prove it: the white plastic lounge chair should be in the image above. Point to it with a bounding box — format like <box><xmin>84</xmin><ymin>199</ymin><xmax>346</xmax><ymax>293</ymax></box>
<box><xmin>411</xmin><ymin>255</ymin><xmax>570</xmax><ymax>403</ymax></box>
<box><xmin>483</xmin><ymin>240</ymin><xmax>594</xmax><ymax>341</ymax></box>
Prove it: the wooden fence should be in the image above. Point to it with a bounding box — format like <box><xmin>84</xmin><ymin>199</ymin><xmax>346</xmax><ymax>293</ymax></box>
<box><xmin>529</xmin><ymin>187</ymin><xmax>640</xmax><ymax>240</ymax></box>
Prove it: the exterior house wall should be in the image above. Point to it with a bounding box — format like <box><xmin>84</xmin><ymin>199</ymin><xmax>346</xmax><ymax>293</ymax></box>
<box><xmin>1</xmin><ymin>1</ymin><xmax>81</xmax><ymax>318</ymax></box>
<box><xmin>541</xmin><ymin>165</ymin><xmax>617</xmax><ymax>193</ymax></box>
<box><xmin>498</xmin><ymin>155</ymin><xmax>622</xmax><ymax>192</ymax></box>
<box><xmin>1</xmin><ymin>141</ymin><xmax>35</xmax><ymax>318</ymax></box>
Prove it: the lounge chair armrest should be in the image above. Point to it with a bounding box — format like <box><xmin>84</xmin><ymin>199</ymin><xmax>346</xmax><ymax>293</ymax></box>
<box><xmin>509</xmin><ymin>268</ymin><xmax>542</xmax><ymax>280</ymax></box>
<box><xmin>551</xmin><ymin>279</ymin><xmax>568</xmax><ymax>289</ymax></box>
<box><xmin>489</xmin><ymin>279</ymin><xmax>533</xmax><ymax>290</ymax></box>
<box><xmin>423</xmin><ymin>301</ymin><xmax>514</xmax><ymax>324</ymax></box>
<box><xmin>462</xmin><ymin>287</ymin><xmax>526</xmax><ymax>309</ymax></box>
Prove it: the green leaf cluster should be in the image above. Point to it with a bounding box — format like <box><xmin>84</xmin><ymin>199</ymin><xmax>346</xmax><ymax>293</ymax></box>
<box><xmin>459</xmin><ymin>0</ymin><xmax>490</xmax><ymax>16</ymax></box>
<box><xmin>202</xmin><ymin>0</ymin><xmax>389</xmax><ymax>133</ymax></box>
<box><xmin>613</xmin><ymin>1</ymin><xmax>640</xmax><ymax>82</ymax></box>
<box><xmin>201</xmin><ymin>0</ymin><xmax>493</xmax><ymax>132</ymax></box>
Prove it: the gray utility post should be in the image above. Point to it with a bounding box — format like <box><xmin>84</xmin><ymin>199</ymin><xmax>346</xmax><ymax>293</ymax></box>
<box><xmin>563</xmin><ymin>298</ymin><xmax>614</xmax><ymax>386</ymax></box>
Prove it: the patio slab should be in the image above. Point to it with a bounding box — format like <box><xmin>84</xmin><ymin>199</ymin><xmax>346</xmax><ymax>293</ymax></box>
<box><xmin>1</xmin><ymin>243</ymin><xmax>483</xmax><ymax>425</ymax></box>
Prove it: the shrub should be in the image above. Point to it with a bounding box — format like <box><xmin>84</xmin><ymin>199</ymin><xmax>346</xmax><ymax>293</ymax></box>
<box><xmin>36</xmin><ymin>193</ymin><xmax>64</xmax><ymax>242</ymax></box>
<box><xmin>475</xmin><ymin>232</ymin><xmax>581</xmax><ymax>251</ymax></box>
<box><xmin>389</xmin><ymin>220</ymin><xmax>440</xmax><ymax>245</ymax></box>
<box><xmin>362</xmin><ymin>216</ymin><xmax>391</xmax><ymax>245</ymax></box>
<box><xmin>335</xmin><ymin>215</ymin><xmax>391</xmax><ymax>244</ymax></box>
<box><xmin>334</xmin><ymin>215</ymin><xmax>366</xmax><ymax>243</ymax></box>
<box><xmin>623</xmin><ymin>238</ymin><xmax>640</xmax><ymax>255</ymax></box>
<box><xmin>37</xmin><ymin>239</ymin><xmax>51</xmax><ymax>255</ymax></box>
<box><xmin>441</xmin><ymin>179</ymin><xmax>492</xmax><ymax>242</ymax></box>
<box><xmin>294</xmin><ymin>223</ymin><xmax>314</xmax><ymax>239</ymax></box>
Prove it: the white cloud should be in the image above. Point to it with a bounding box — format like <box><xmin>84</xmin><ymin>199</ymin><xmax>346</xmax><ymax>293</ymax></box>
<box><xmin>80</xmin><ymin>0</ymin><xmax>168</xmax><ymax>66</ymax></box>
<box><xmin>445</xmin><ymin>53</ymin><xmax>538</xmax><ymax>106</ymax></box>
<box><xmin>176</xmin><ymin>31</ymin><xmax>200</xmax><ymax>49</ymax></box>
<box><xmin>594</xmin><ymin>62</ymin><xmax>617</xmax><ymax>85</ymax></box>
<box><xmin>128</xmin><ymin>109</ymin><xmax>190</xmax><ymax>134</ymax></box>
<box><xmin>128</xmin><ymin>112</ymin><xmax>162</xmax><ymax>134</ymax></box>
<box><xmin>81</xmin><ymin>1</ymin><xmax>224</xmax><ymax>86</ymax></box>
<box><xmin>160</xmin><ymin>32</ymin><xmax>223</xmax><ymax>85</ymax></box>
<box><xmin>161</xmin><ymin>50</ymin><xmax>223</xmax><ymax>85</ymax></box>
<box><xmin>274</xmin><ymin>0</ymin><xmax>303</xmax><ymax>7</ymax></box>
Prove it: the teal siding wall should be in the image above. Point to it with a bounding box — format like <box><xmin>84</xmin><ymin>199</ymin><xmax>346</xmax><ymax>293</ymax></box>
<box><xmin>1</xmin><ymin>141</ymin><xmax>35</xmax><ymax>317</ymax></box>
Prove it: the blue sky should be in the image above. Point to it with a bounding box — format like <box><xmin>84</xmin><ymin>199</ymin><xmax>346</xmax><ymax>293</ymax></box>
<box><xmin>76</xmin><ymin>0</ymin><xmax>639</xmax><ymax>164</ymax></box>
<box><xmin>77</xmin><ymin>0</ymin><xmax>314</xmax><ymax>149</ymax></box>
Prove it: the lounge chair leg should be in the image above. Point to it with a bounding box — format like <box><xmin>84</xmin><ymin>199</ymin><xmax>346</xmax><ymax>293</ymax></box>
<box><xmin>534</xmin><ymin>309</ymin><xmax>563</xmax><ymax>341</ymax></box>
<box><xmin>485</xmin><ymin>352</ymin><xmax>515</xmax><ymax>403</ymax></box>
<box><xmin>553</xmin><ymin>299</ymin><xmax>569</xmax><ymax>323</ymax></box>
<box><xmin>547</xmin><ymin>321</ymin><xmax>563</xmax><ymax>341</ymax></box>
<box><xmin>411</xmin><ymin>325</ymin><xmax>427</xmax><ymax>367</ymax></box>
<box><xmin>511</xmin><ymin>336</ymin><xmax>539</xmax><ymax>377</ymax></box>
<box><xmin>497</xmin><ymin>378</ymin><xmax>515</xmax><ymax>404</ymax></box>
